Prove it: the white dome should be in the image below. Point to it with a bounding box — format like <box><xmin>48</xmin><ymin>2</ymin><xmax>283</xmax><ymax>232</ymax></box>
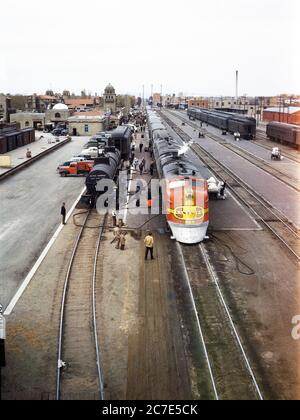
<box><xmin>53</xmin><ymin>103</ymin><xmax>68</xmax><ymax>111</ymax></box>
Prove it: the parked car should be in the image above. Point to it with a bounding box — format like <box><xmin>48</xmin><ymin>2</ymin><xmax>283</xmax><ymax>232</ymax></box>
<box><xmin>81</xmin><ymin>147</ymin><xmax>100</xmax><ymax>158</ymax></box>
<box><xmin>57</xmin><ymin>160</ymin><xmax>94</xmax><ymax>177</ymax></box>
<box><xmin>52</xmin><ymin>128</ymin><xmax>68</xmax><ymax>136</ymax></box>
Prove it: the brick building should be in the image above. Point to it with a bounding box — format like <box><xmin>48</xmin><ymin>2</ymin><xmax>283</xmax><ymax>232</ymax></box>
<box><xmin>188</xmin><ymin>98</ymin><xmax>209</xmax><ymax>109</ymax></box>
<box><xmin>263</xmin><ymin>107</ymin><xmax>300</xmax><ymax>125</ymax></box>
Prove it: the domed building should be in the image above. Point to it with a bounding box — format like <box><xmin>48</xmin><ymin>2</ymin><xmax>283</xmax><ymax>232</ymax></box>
<box><xmin>45</xmin><ymin>102</ymin><xmax>70</xmax><ymax>127</ymax></box>
<box><xmin>103</xmin><ymin>83</ymin><xmax>116</xmax><ymax>114</ymax></box>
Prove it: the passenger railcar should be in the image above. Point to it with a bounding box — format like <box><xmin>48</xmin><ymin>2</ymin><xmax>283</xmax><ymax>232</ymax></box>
<box><xmin>187</xmin><ymin>108</ymin><xmax>256</xmax><ymax>139</ymax></box>
<box><xmin>267</xmin><ymin>122</ymin><xmax>300</xmax><ymax>148</ymax></box>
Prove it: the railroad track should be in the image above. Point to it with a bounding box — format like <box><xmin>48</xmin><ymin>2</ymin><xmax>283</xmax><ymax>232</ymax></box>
<box><xmin>255</xmin><ymin>133</ymin><xmax>300</xmax><ymax>164</ymax></box>
<box><xmin>160</xmin><ymin>113</ymin><xmax>300</xmax><ymax>262</ymax></box>
<box><xmin>56</xmin><ymin>210</ymin><xmax>107</xmax><ymax>401</ymax></box>
<box><xmin>166</xmin><ymin>110</ymin><xmax>300</xmax><ymax>192</ymax></box>
<box><xmin>178</xmin><ymin>242</ymin><xmax>264</xmax><ymax>400</ymax></box>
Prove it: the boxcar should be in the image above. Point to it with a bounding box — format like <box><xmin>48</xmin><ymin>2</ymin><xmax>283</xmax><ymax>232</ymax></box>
<box><xmin>6</xmin><ymin>132</ymin><xmax>18</xmax><ymax>151</ymax></box>
<box><xmin>0</xmin><ymin>136</ymin><xmax>8</xmax><ymax>154</ymax></box>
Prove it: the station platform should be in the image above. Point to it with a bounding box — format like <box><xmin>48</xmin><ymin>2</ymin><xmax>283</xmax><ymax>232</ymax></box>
<box><xmin>0</xmin><ymin>133</ymin><xmax>70</xmax><ymax>177</ymax></box>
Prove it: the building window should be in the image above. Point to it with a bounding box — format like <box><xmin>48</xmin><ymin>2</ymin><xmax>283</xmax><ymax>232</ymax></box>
<box><xmin>55</xmin><ymin>113</ymin><xmax>61</xmax><ymax>118</ymax></box>
<box><xmin>84</xmin><ymin>124</ymin><xmax>89</xmax><ymax>133</ymax></box>
<box><xmin>25</xmin><ymin>121</ymin><xmax>30</xmax><ymax>127</ymax></box>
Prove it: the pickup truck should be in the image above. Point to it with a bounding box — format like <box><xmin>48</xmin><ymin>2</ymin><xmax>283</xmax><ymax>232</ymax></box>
<box><xmin>58</xmin><ymin>160</ymin><xmax>94</xmax><ymax>177</ymax></box>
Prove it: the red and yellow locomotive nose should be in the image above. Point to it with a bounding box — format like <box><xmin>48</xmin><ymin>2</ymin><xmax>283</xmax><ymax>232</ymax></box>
<box><xmin>166</xmin><ymin>178</ymin><xmax>209</xmax><ymax>225</ymax></box>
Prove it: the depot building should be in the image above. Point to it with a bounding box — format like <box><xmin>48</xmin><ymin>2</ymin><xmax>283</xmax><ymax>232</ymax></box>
<box><xmin>68</xmin><ymin>115</ymin><xmax>105</xmax><ymax>136</ymax></box>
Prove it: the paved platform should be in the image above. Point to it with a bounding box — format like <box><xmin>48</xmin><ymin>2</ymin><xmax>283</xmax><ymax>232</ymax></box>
<box><xmin>0</xmin><ymin>133</ymin><xmax>70</xmax><ymax>176</ymax></box>
<box><xmin>0</xmin><ymin>136</ymin><xmax>89</xmax><ymax>309</ymax></box>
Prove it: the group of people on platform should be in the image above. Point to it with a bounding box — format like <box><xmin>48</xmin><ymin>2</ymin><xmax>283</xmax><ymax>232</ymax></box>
<box><xmin>110</xmin><ymin>211</ymin><xmax>155</xmax><ymax>260</ymax></box>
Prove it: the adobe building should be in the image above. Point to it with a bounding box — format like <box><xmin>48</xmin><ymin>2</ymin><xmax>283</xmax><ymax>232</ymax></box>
<box><xmin>10</xmin><ymin>112</ymin><xmax>45</xmax><ymax>130</ymax></box>
<box><xmin>263</xmin><ymin>107</ymin><xmax>300</xmax><ymax>125</ymax></box>
<box><xmin>45</xmin><ymin>103</ymin><xmax>70</xmax><ymax>125</ymax></box>
<box><xmin>68</xmin><ymin>115</ymin><xmax>105</xmax><ymax>136</ymax></box>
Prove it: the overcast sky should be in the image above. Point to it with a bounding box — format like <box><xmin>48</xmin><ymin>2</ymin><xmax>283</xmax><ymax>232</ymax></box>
<box><xmin>0</xmin><ymin>0</ymin><xmax>299</xmax><ymax>97</ymax></box>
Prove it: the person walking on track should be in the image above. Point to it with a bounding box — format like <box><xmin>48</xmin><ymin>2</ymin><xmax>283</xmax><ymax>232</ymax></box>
<box><xmin>61</xmin><ymin>203</ymin><xmax>67</xmax><ymax>225</ymax></box>
<box><xmin>139</xmin><ymin>143</ymin><xmax>144</xmax><ymax>153</ymax></box>
<box><xmin>144</xmin><ymin>233</ymin><xmax>154</xmax><ymax>260</ymax></box>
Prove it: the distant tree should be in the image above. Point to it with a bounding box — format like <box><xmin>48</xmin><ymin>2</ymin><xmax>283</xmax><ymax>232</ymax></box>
<box><xmin>81</xmin><ymin>90</ymin><xmax>87</xmax><ymax>98</ymax></box>
<box><xmin>137</xmin><ymin>97</ymin><xmax>142</xmax><ymax>107</ymax></box>
<box><xmin>63</xmin><ymin>90</ymin><xmax>71</xmax><ymax>97</ymax></box>
<box><xmin>45</xmin><ymin>90</ymin><xmax>54</xmax><ymax>97</ymax></box>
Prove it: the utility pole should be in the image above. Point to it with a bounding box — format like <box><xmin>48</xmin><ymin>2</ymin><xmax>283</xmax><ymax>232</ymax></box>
<box><xmin>142</xmin><ymin>85</ymin><xmax>145</xmax><ymax>110</ymax></box>
<box><xmin>0</xmin><ymin>303</ymin><xmax>6</xmax><ymax>401</ymax></box>
<box><xmin>236</xmin><ymin>70</ymin><xmax>239</xmax><ymax>108</ymax></box>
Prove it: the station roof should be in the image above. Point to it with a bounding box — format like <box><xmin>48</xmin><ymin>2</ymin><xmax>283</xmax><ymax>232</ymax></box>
<box><xmin>264</xmin><ymin>107</ymin><xmax>300</xmax><ymax>114</ymax></box>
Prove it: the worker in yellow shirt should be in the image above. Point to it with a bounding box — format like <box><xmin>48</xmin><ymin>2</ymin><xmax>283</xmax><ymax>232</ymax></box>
<box><xmin>144</xmin><ymin>233</ymin><xmax>154</xmax><ymax>261</ymax></box>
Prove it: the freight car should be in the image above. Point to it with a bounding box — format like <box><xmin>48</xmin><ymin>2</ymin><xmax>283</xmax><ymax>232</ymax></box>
<box><xmin>187</xmin><ymin>108</ymin><xmax>256</xmax><ymax>139</ymax></box>
<box><xmin>266</xmin><ymin>122</ymin><xmax>300</xmax><ymax>149</ymax></box>
<box><xmin>0</xmin><ymin>126</ymin><xmax>35</xmax><ymax>154</ymax></box>
<box><xmin>0</xmin><ymin>137</ymin><xmax>7</xmax><ymax>154</ymax></box>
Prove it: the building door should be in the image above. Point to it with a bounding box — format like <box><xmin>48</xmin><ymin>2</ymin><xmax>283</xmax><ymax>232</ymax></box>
<box><xmin>73</xmin><ymin>128</ymin><xmax>77</xmax><ymax>136</ymax></box>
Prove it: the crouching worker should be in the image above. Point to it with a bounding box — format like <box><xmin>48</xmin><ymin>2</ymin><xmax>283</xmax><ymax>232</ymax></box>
<box><xmin>120</xmin><ymin>232</ymin><xmax>127</xmax><ymax>251</ymax></box>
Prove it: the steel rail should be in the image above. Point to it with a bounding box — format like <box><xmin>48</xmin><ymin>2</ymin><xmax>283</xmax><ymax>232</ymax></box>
<box><xmin>177</xmin><ymin>243</ymin><xmax>219</xmax><ymax>401</ymax></box>
<box><xmin>199</xmin><ymin>243</ymin><xmax>264</xmax><ymax>401</ymax></box>
<box><xmin>161</xmin><ymin>112</ymin><xmax>300</xmax><ymax>261</ymax></box>
<box><xmin>192</xmin><ymin>143</ymin><xmax>300</xmax><ymax>239</ymax></box>
<box><xmin>92</xmin><ymin>213</ymin><xmax>108</xmax><ymax>401</ymax></box>
<box><xmin>56</xmin><ymin>210</ymin><xmax>106</xmax><ymax>401</ymax></box>
<box><xmin>56</xmin><ymin>211</ymin><xmax>90</xmax><ymax>400</ymax></box>
<box><xmin>191</xmin><ymin>143</ymin><xmax>300</xmax><ymax>260</ymax></box>
<box><xmin>168</xmin><ymin>109</ymin><xmax>300</xmax><ymax>190</ymax></box>
<box><xmin>253</xmin><ymin>134</ymin><xmax>300</xmax><ymax>164</ymax></box>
